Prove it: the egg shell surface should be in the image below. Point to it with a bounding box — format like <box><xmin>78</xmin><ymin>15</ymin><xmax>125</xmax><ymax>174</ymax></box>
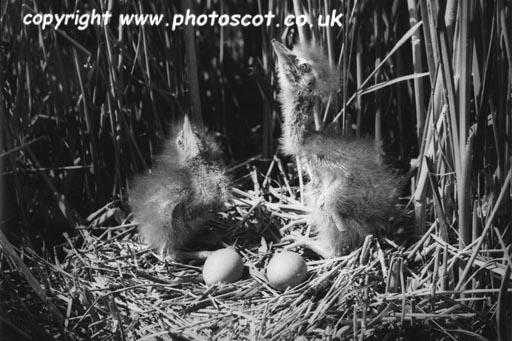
<box><xmin>266</xmin><ymin>251</ymin><xmax>308</xmax><ymax>291</ymax></box>
<box><xmin>202</xmin><ymin>248</ymin><xmax>244</xmax><ymax>285</ymax></box>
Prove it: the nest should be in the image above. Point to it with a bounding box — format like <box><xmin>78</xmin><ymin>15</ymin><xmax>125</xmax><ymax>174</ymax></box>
<box><xmin>2</xmin><ymin>157</ymin><xmax>510</xmax><ymax>340</ymax></box>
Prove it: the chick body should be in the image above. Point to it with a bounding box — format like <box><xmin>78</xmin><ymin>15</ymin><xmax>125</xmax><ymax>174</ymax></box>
<box><xmin>130</xmin><ymin>116</ymin><xmax>229</xmax><ymax>258</ymax></box>
<box><xmin>272</xmin><ymin>40</ymin><xmax>402</xmax><ymax>257</ymax></box>
<box><xmin>302</xmin><ymin>133</ymin><xmax>401</xmax><ymax>256</ymax></box>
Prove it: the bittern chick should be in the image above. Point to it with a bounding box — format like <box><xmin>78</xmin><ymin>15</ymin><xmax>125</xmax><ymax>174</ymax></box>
<box><xmin>272</xmin><ymin>39</ymin><xmax>402</xmax><ymax>258</ymax></box>
<box><xmin>130</xmin><ymin>116</ymin><xmax>230</xmax><ymax>259</ymax></box>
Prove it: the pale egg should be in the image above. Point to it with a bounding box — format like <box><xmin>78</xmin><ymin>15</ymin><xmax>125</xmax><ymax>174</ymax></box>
<box><xmin>266</xmin><ymin>251</ymin><xmax>308</xmax><ymax>291</ymax></box>
<box><xmin>202</xmin><ymin>248</ymin><xmax>244</xmax><ymax>285</ymax></box>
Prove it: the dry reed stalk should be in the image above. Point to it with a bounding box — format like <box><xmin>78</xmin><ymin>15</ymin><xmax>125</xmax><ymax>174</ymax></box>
<box><xmin>180</xmin><ymin>0</ymin><xmax>202</xmax><ymax>125</ymax></box>
<box><xmin>407</xmin><ymin>0</ymin><xmax>426</xmax><ymax>141</ymax></box>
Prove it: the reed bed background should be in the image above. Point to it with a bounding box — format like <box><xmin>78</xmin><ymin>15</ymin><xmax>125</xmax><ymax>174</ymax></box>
<box><xmin>1</xmin><ymin>0</ymin><xmax>511</xmax><ymax>340</ymax></box>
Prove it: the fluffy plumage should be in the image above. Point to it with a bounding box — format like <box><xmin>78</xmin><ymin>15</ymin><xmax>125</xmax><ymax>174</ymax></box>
<box><xmin>130</xmin><ymin>116</ymin><xmax>230</xmax><ymax>258</ymax></box>
<box><xmin>272</xmin><ymin>39</ymin><xmax>402</xmax><ymax>258</ymax></box>
<box><xmin>273</xmin><ymin>40</ymin><xmax>340</xmax><ymax>156</ymax></box>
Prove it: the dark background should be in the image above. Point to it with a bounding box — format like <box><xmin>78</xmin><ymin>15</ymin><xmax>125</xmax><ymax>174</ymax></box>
<box><xmin>1</xmin><ymin>0</ymin><xmax>422</xmax><ymax>251</ymax></box>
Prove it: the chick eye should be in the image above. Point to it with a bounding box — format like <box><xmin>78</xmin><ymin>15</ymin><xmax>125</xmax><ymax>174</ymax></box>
<box><xmin>299</xmin><ymin>63</ymin><xmax>311</xmax><ymax>72</ymax></box>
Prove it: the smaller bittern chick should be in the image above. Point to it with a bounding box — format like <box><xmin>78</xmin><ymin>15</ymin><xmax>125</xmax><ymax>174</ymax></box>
<box><xmin>130</xmin><ymin>116</ymin><xmax>230</xmax><ymax>259</ymax></box>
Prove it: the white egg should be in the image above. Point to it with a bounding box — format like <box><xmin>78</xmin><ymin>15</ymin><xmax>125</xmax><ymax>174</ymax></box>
<box><xmin>266</xmin><ymin>251</ymin><xmax>308</xmax><ymax>291</ymax></box>
<box><xmin>202</xmin><ymin>248</ymin><xmax>244</xmax><ymax>285</ymax></box>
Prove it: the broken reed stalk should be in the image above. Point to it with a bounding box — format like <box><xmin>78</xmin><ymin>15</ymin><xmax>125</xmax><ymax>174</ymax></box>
<box><xmin>497</xmin><ymin>0</ymin><xmax>512</xmax><ymax>178</ymax></box>
<box><xmin>456</xmin><ymin>0</ymin><xmax>474</xmax><ymax>248</ymax></box>
<box><xmin>407</xmin><ymin>0</ymin><xmax>426</xmax><ymax>142</ymax></box>
<box><xmin>0</xmin><ymin>44</ymin><xmax>5</xmax><ymax>233</ymax></box>
<box><xmin>355</xmin><ymin>35</ymin><xmax>363</xmax><ymax>137</ymax></box>
<box><xmin>323</xmin><ymin>0</ymin><xmax>335</xmax><ymax>71</ymax></box>
<box><xmin>373</xmin><ymin>9</ymin><xmax>382</xmax><ymax>149</ymax></box>
<box><xmin>257</xmin><ymin>0</ymin><xmax>275</xmax><ymax>159</ymax></box>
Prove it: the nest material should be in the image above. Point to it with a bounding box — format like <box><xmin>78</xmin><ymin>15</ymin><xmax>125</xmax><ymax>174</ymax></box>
<box><xmin>2</xmin><ymin>157</ymin><xmax>511</xmax><ymax>341</ymax></box>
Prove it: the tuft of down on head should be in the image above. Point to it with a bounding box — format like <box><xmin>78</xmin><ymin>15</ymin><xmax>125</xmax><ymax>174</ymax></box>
<box><xmin>175</xmin><ymin>115</ymin><xmax>201</xmax><ymax>162</ymax></box>
<box><xmin>158</xmin><ymin>115</ymin><xmax>229</xmax><ymax>205</ymax></box>
<box><xmin>172</xmin><ymin>115</ymin><xmax>222</xmax><ymax>164</ymax></box>
<box><xmin>158</xmin><ymin>115</ymin><xmax>223</xmax><ymax>168</ymax></box>
<box><xmin>271</xmin><ymin>39</ymin><xmax>340</xmax><ymax>100</ymax></box>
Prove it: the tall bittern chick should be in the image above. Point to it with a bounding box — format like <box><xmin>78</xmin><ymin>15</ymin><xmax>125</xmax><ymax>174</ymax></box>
<box><xmin>272</xmin><ymin>39</ymin><xmax>402</xmax><ymax>258</ymax></box>
<box><xmin>130</xmin><ymin>116</ymin><xmax>230</xmax><ymax>259</ymax></box>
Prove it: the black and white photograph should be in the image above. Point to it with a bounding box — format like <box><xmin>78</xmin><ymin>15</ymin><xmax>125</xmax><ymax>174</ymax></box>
<box><xmin>1</xmin><ymin>0</ymin><xmax>512</xmax><ymax>340</ymax></box>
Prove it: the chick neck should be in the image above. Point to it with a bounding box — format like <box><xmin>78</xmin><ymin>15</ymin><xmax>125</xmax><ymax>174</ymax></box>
<box><xmin>186</xmin><ymin>154</ymin><xmax>227</xmax><ymax>205</ymax></box>
<box><xmin>280</xmin><ymin>86</ymin><xmax>317</xmax><ymax>156</ymax></box>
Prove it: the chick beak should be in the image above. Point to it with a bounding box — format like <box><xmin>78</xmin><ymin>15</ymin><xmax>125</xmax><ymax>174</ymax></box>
<box><xmin>182</xmin><ymin>115</ymin><xmax>197</xmax><ymax>146</ymax></box>
<box><xmin>271</xmin><ymin>39</ymin><xmax>298</xmax><ymax>72</ymax></box>
<box><xmin>183</xmin><ymin>115</ymin><xmax>193</xmax><ymax>134</ymax></box>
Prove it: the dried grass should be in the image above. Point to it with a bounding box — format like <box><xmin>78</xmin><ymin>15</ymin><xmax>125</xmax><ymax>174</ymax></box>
<box><xmin>2</xmin><ymin>157</ymin><xmax>509</xmax><ymax>340</ymax></box>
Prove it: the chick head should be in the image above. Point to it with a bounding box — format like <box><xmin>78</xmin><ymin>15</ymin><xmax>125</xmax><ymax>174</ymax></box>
<box><xmin>272</xmin><ymin>39</ymin><xmax>340</xmax><ymax>99</ymax></box>
<box><xmin>174</xmin><ymin>115</ymin><xmax>224</xmax><ymax>165</ymax></box>
<box><xmin>175</xmin><ymin>115</ymin><xmax>203</xmax><ymax>163</ymax></box>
